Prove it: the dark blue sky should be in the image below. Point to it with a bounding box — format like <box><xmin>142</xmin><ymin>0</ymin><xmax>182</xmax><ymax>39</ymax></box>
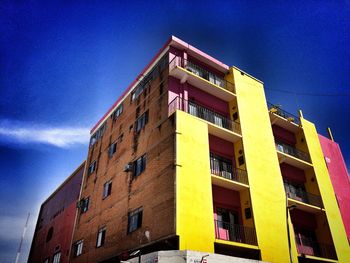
<box><xmin>1</xmin><ymin>1</ymin><xmax>349</xmax><ymax>262</ymax></box>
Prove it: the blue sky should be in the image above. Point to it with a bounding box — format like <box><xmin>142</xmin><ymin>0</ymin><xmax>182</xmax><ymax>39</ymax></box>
<box><xmin>0</xmin><ymin>1</ymin><xmax>349</xmax><ymax>262</ymax></box>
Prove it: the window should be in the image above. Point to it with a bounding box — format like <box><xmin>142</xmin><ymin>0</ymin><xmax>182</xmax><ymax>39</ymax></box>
<box><xmin>90</xmin><ymin>122</ymin><xmax>107</xmax><ymax>147</ymax></box>
<box><xmin>108</xmin><ymin>142</ymin><xmax>117</xmax><ymax>158</ymax></box>
<box><xmin>46</xmin><ymin>227</ymin><xmax>53</xmax><ymax>242</ymax></box>
<box><xmin>96</xmin><ymin>227</ymin><xmax>106</xmax><ymax>248</ymax></box>
<box><xmin>88</xmin><ymin>161</ymin><xmax>96</xmax><ymax>174</ymax></box>
<box><xmin>133</xmin><ymin>155</ymin><xmax>146</xmax><ymax>178</ymax></box>
<box><xmin>128</xmin><ymin>207</ymin><xmax>143</xmax><ymax>234</ymax></box>
<box><xmin>79</xmin><ymin>197</ymin><xmax>90</xmax><ymax>214</ymax></box>
<box><xmin>135</xmin><ymin>110</ymin><xmax>149</xmax><ymax>132</ymax></box>
<box><xmin>52</xmin><ymin>251</ymin><xmax>61</xmax><ymax>263</ymax></box>
<box><xmin>103</xmin><ymin>181</ymin><xmax>112</xmax><ymax>199</ymax></box>
<box><xmin>73</xmin><ymin>240</ymin><xmax>83</xmax><ymax>257</ymax></box>
<box><xmin>113</xmin><ymin>104</ymin><xmax>123</xmax><ymax>119</ymax></box>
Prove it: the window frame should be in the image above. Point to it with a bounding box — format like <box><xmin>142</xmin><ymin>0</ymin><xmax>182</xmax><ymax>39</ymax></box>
<box><xmin>88</xmin><ymin>160</ymin><xmax>96</xmax><ymax>174</ymax></box>
<box><xmin>113</xmin><ymin>103</ymin><xmax>123</xmax><ymax>119</ymax></box>
<box><xmin>108</xmin><ymin>142</ymin><xmax>117</xmax><ymax>158</ymax></box>
<box><xmin>73</xmin><ymin>239</ymin><xmax>84</xmax><ymax>257</ymax></box>
<box><xmin>102</xmin><ymin>181</ymin><xmax>112</xmax><ymax>199</ymax></box>
<box><xmin>52</xmin><ymin>251</ymin><xmax>61</xmax><ymax>263</ymax></box>
<box><xmin>127</xmin><ymin>207</ymin><xmax>143</xmax><ymax>234</ymax></box>
<box><xmin>135</xmin><ymin>110</ymin><xmax>149</xmax><ymax>132</ymax></box>
<box><xmin>80</xmin><ymin>197</ymin><xmax>90</xmax><ymax>214</ymax></box>
<box><xmin>133</xmin><ymin>155</ymin><xmax>146</xmax><ymax>178</ymax></box>
<box><xmin>96</xmin><ymin>227</ymin><xmax>106</xmax><ymax>248</ymax></box>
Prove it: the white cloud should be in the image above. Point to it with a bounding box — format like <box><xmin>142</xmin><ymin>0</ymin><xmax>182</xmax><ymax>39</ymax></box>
<box><xmin>0</xmin><ymin>120</ymin><xmax>90</xmax><ymax>148</ymax></box>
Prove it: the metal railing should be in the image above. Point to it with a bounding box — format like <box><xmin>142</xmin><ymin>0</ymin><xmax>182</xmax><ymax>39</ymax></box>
<box><xmin>295</xmin><ymin>235</ymin><xmax>337</xmax><ymax>259</ymax></box>
<box><xmin>210</xmin><ymin>154</ymin><xmax>248</xmax><ymax>185</ymax></box>
<box><xmin>267</xmin><ymin>102</ymin><xmax>300</xmax><ymax>125</ymax></box>
<box><xmin>285</xmin><ymin>186</ymin><xmax>323</xmax><ymax>208</ymax></box>
<box><xmin>275</xmin><ymin>141</ymin><xmax>311</xmax><ymax>163</ymax></box>
<box><xmin>169</xmin><ymin>96</ymin><xmax>241</xmax><ymax>134</ymax></box>
<box><xmin>214</xmin><ymin>220</ymin><xmax>257</xmax><ymax>245</ymax></box>
<box><xmin>169</xmin><ymin>56</ymin><xmax>235</xmax><ymax>93</ymax></box>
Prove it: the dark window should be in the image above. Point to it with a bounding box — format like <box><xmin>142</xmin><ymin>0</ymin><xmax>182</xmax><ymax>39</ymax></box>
<box><xmin>103</xmin><ymin>181</ymin><xmax>112</xmax><ymax>199</ymax></box>
<box><xmin>80</xmin><ymin>197</ymin><xmax>90</xmax><ymax>214</ymax></box>
<box><xmin>88</xmin><ymin>161</ymin><xmax>96</xmax><ymax>174</ymax></box>
<box><xmin>135</xmin><ymin>110</ymin><xmax>149</xmax><ymax>132</ymax></box>
<box><xmin>96</xmin><ymin>227</ymin><xmax>106</xmax><ymax>248</ymax></box>
<box><xmin>245</xmin><ymin>208</ymin><xmax>252</xmax><ymax>219</ymax></box>
<box><xmin>108</xmin><ymin>143</ymin><xmax>117</xmax><ymax>158</ymax></box>
<box><xmin>113</xmin><ymin>104</ymin><xmax>123</xmax><ymax>119</ymax></box>
<box><xmin>133</xmin><ymin>155</ymin><xmax>146</xmax><ymax>178</ymax></box>
<box><xmin>238</xmin><ymin>155</ymin><xmax>245</xmax><ymax>166</ymax></box>
<box><xmin>46</xmin><ymin>227</ymin><xmax>53</xmax><ymax>242</ymax></box>
<box><xmin>128</xmin><ymin>207</ymin><xmax>143</xmax><ymax>234</ymax></box>
<box><xmin>73</xmin><ymin>240</ymin><xmax>83</xmax><ymax>257</ymax></box>
<box><xmin>52</xmin><ymin>251</ymin><xmax>61</xmax><ymax>263</ymax></box>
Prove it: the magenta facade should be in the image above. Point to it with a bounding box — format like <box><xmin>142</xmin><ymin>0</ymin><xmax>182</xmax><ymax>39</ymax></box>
<box><xmin>28</xmin><ymin>162</ymin><xmax>85</xmax><ymax>263</ymax></box>
<box><xmin>318</xmin><ymin>134</ymin><xmax>350</xmax><ymax>242</ymax></box>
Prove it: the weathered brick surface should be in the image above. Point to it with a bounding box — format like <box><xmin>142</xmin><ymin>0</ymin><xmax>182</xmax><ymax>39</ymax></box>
<box><xmin>71</xmin><ymin>67</ymin><xmax>176</xmax><ymax>262</ymax></box>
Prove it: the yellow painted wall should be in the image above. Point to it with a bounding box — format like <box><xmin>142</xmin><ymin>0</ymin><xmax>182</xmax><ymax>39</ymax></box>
<box><xmin>175</xmin><ymin>110</ymin><xmax>215</xmax><ymax>252</ymax></box>
<box><xmin>301</xmin><ymin>118</ymin><xmax>350</xmax><ymax>262</ymax></box>
<box><xmin>239</xmin><ymin>189</ymin><xmax>254</xmax><ymax>228</ymax></box>
<box><xmin>227</xmin><ymin>68</ymin><xmax>297</xmax><ymax>263</ymax></box>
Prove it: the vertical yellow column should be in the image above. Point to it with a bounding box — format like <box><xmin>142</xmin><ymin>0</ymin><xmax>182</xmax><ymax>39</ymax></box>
<box><xmin>301</xmin><ymin>118</ymin><xmax>350</xmax><ymax>262</ymax></box>
<box><xmin>227</xmin><ymin>68</ymin><xmax>297</xmax><ymax>263</ymax></box>
<box><xmin>175</xmin><ymin>110</ymin><xmax>215</xmax><ymax>252</ymax></box>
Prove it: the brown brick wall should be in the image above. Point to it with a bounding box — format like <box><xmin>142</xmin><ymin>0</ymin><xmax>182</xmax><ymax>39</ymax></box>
<box><xmin>71</xmin><ymin>61</ymin><xmax>176</xmax><ymax>262</ymax></box>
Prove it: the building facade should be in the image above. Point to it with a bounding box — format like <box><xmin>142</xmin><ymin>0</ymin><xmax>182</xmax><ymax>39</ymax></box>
<box><xmin>30</xmin><ymin>36</ymin><xmax>350</xmax><ymax>263</ymax></box>
<box><xmin>319</xmin><ymin>133</ymin><xmax>350</xmax><ymax>243</ymax></box>
<box><xmin>28</xmin><ymin>161</ymin><xmax>85</xmax><ymax>263</ymax></box>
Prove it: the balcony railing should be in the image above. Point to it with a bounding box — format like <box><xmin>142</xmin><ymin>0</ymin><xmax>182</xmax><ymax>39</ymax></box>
<box><xmin>285</xmin><ymin>187</ymin><xmax>323</xmax><ymax>208</ymax></box>
<box><xmin>169</xmin><ymin>96</ymin><xmax>241</xmax><ymax>134</ymax></box>
<box><xmin>214</xmin><ymin>220</ymin><xmax>257</xmax><ymax>246</ymax></box>
<box><xmin>210</xmin><ymin>154</ymin><xmax>248</xmax><ymax>185</ymax></box>
<box><xmin>295</xmin><ymin>235</ymin><xmax>337</xmax><ymax>259</ymax></box>
<box><xmin>267</xmin><ymin>102</ymin><xmax>300</xmax><ymax>125</ymax></box>
<box><xmin>169</xmin><ymin>56</ymin><xmax>235</xmax><ymax>93</ymax></box>
<box><xmin>275</xmin><ymin>141</ymin><xmax>311</xmax><ymax>163</ymax></box>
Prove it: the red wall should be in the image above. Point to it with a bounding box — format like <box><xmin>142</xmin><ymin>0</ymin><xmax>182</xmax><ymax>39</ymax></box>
<box><xmin>272</xmin><ymin>125</ymin><xmax>296</xmax><ymax>145</ymax></box>
<box><xmin>212</xmin><ymin>185</ymin><xmax>242</xmax><ymax>224</ymax></box>
<box><xmin>290</xmin><ymin>209</ymin><xmax>317</xmax><ymax>229</ymax></box>
<box><xmin>318</xmin><ymin>134</ymin><xmax>350</xmax><ymax>241</ymax></box>
<box><xmin>280</xmin><ymin>163</ymin><xmax>306</xmax><ymax>184</ymax></box>
<box><xmin>28</xmin><ymin>163</ymin><xmax>84</xmax><ymax>263</ymax></box>
<box><xmin>209</xmin><ymin>135</ymin><xmax>234</xmax><ymax>161</ymax></box>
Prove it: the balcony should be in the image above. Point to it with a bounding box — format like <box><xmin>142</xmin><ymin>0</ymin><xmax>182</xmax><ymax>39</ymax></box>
<box><xmin>214</xmin><ymin>220</ymin><xmax>257</xmax><ymax>246</ymax></box>
<box><xmin>295</xmin><ymin>235</ymin><xmax>337</xmax><ymax>260</ymax></box>
<box><xmin>285</xmin><ymin>185</ymin><xmax>323</xmax><ymax>213</ymax></box>
<box><xmin>210</xmin><ymin>154</ymin><xmax>248</xmax><ymax>191</ymax></box>
<box><xmin>169</xmin><ymin>56</ymin><xmax>236</xmax><ymax>101</ymax></box>
<box><xmin>169</xmin><ymin>96</ymin><xmax>242</xmax><ymax>142</ymax></box>
<box><xmin>275</xmin><ymin>141</ymin><xmax>312</xmax><ymax>169</ymax></box>
<box><xmin>267</xmin><ymin>102</ymin><xmax>301</xmax><ymax>132</ymax></box>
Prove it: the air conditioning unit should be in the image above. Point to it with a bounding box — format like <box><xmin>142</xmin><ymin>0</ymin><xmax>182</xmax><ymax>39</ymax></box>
<box><xmin>124</xmin><ymin>163</ymin><xmax>133</xmax><ymax>172</ymax></box>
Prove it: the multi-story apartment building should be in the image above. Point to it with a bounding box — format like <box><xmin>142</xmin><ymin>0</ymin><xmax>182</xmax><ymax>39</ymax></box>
<box><xmin>29</xmin><ymin>36</ymin><xmax>350</xmax><ymax>263</ymax></box>
<box><xmin>319</xmin><ymin>132</ymin><xmax>350</xmax><ymax>243</ymax></box>
<box><xmin>28</xmin><ymin>161</ymin><xmax>85</xmax><ymax>263</ymax></box>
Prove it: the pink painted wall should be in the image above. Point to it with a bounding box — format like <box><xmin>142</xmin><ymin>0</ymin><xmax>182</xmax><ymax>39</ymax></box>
<box><xmin>272</xmin><ymin>125</ymin><xmax>296</xmax><ymax>145</ymax></box>
<box><xmin>280</xmin><ymin>163</ymin><xmax>306</xmax><ymax>184</ymax></box>
<box><xmin>290</xmin><ymin>209</ymin><xmax>317</xmax><ymax>229</ymax></box>
<box><xmin>212</xmin><ymin>185</ymin><xmax>242</xmax><ymax>224</ymax></box>
<box><xmin>318</xmin><ymin>134</ymin><xmax>350</xmax><ymax>241</ymax></box>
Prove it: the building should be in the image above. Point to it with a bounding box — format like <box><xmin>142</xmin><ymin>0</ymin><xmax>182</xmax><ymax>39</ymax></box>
<box><xmin>57</xmin><ymin>36</ymin><xmax>349</xmax><ymax>263</ymax></box>
<box><xmin>28</xmin><ymin>161</ymin><xmax>85</xmax><ymax>263</ymax></box>
<box><xmin>319</xmin><ymin>132</ymin><xmax>350</xmax><ymax>243</ymax></box>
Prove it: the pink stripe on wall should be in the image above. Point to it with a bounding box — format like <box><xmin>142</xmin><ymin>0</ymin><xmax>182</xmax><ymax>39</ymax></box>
<box><xmin>318</xmin><ymin>134</ymin><xmax>350</xmax><ymax>241</ymax></box>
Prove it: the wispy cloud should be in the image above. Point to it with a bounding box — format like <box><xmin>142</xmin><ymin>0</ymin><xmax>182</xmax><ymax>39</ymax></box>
<box><xmin>0</xmin><ymin>120</ymin><xmax>90</xmax><ymax>148</ymax></box>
